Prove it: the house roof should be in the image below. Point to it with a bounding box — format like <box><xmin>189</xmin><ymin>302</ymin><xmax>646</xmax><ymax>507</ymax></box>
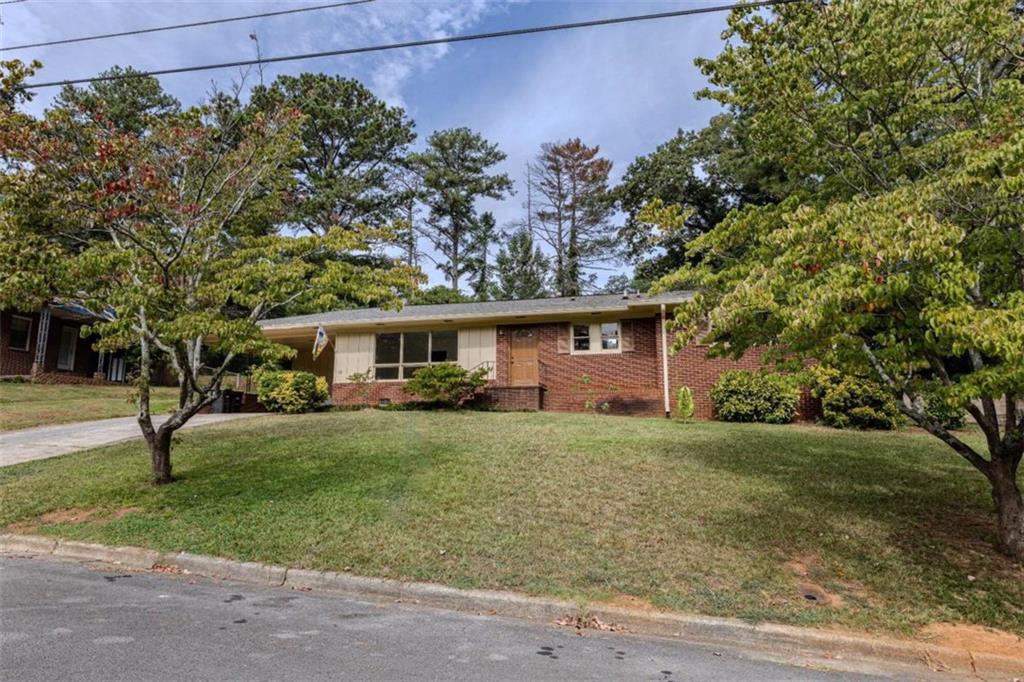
<box><xmin>259</xmin><ymin>291</ymin><xmax>693</xmax><ymax>338</ymax></box>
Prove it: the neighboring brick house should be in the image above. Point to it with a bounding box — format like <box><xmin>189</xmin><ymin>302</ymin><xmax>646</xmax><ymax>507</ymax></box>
<box><xmin>0</xmin><ymin>303</ymin><xmax>128</xmax><ymax>383</ymax></box>
<box><xmin>259</xmin><ymin>292</ymin><xmax>818</xmax><ymax>420</ymax></box>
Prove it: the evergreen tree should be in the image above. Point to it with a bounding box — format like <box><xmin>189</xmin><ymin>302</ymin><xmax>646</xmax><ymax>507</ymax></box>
<box><xmin>495</xmin><ymin>227</ymin><xmax>549</xmax><ymax>300</ymax></box>
<box><xmin>465</xmin><ymin>211</ymin><xmax>497</xmax><ymax>301</ymax></box>
<box><xmin>529</xmin><ymin>138</ymin><xmax>614</xmax><ymax>296</ymax></box>
<box><xmin>410</xmin><ymin>128</ymin><xmax>512</xmax><ymax>290</ymax></box>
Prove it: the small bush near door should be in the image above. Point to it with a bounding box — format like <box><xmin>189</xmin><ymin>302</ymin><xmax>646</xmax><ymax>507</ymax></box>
<box><xmin>253</xmin><ymin>369</ymin><xmax>329</xmax><ymax>414</ymax></box>
<box><xmin>710</xmin><ymin>370</ymin><xmax>799</xmax><ymax>424</ymax></box>
<box><xmin>402</xmin><ymin>363</ymin><xmax>489</xmax><ymax>408</ymax></box>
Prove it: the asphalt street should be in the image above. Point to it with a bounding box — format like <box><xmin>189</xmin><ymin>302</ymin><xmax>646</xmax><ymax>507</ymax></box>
<box><xmin>0</xmin><ymin>556</ymin><xmax>900</xmax><ymax>681</ymax></box>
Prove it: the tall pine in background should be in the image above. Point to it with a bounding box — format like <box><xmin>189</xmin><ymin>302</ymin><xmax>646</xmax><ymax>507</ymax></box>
<box><xmin>495</xmin><ymin>227</ymin><xmax>549</xmax><ymax>300</ymax></box>
<box><xmin>410</xmin><ymin>128</ymin><xmax>512</xmax><ymax>290</ymax></box>
<box><xmin>529</xmin><ymin>138</ymin><xmax>614</xmax><ymax>296</ymax></box>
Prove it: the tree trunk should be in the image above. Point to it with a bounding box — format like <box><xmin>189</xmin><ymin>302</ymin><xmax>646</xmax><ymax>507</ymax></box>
<box><xmin>990</xmin><ymin>459</ymin><xmax>1024</xmax><ymax>560</ymax></box>
<box><xmin>145</xmin><ymin>427</ymin><xmax>174</xmax><ymax>485</ymax></box>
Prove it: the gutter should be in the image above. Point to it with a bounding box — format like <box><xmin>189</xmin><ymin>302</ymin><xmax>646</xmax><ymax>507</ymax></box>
<box><xmin>660</xmin><ymin>303</ymin><xmax>671</xmax><ymax>418</ymax></box>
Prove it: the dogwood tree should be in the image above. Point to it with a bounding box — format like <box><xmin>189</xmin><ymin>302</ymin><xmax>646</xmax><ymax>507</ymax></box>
<box><xmin>1</xmin><ymin>64</ymin><xmax>417</xmax><ymax>483</ymax></box>
<box><xmin>655</xmin><ymin>1</ymin><xmax>1024</xmax><ymax>557</ymax></box>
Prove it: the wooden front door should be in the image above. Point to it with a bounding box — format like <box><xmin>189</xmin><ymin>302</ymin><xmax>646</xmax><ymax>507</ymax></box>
<box><xmin>508</xmin><ymin>328</ymin><xmax>539</xmax><ymax>386</ymax></box>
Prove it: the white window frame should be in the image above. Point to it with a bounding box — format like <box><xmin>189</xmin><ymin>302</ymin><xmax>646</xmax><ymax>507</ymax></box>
<box><xmin>373</xmin><ymin>330</ymin><xmax>459</xmax><ymax>381</ymax></box>
<box><xmin>570</xmin><ymin>321</ymin><xmax>621</xmax><ymax>355</ymax></box>
<box><xmin>57</xmin><ymin>325</ymin><xmax>78</xmax><ymax>371</ymax></box>
<box><xmin>7</xmin><ymin>315</ymin><xmax>32</xmax><ymax>352</ymax></box>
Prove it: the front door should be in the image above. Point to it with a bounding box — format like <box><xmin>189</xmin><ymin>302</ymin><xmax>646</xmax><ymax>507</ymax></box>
<box><xmin>508</xmin><ymin>328</ymin><xmax>539</xmax><ymax>386</ymax></box>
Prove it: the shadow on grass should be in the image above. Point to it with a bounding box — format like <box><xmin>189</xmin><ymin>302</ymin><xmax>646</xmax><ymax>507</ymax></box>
<box><xmin>672</xmin><ymin>424</ymin><xmax>1023</xmax><ymax>632</ymax></box>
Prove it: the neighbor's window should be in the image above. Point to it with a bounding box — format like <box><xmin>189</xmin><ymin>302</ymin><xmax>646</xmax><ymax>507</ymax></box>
<box><xmin>8</xmin><ymin>316</ymin><xmax>31</xmax><ymax>351</ymax></box>
<box><xmin>374</xmin><ymin>331</ymin><xmax>459</xmax><ymax>380</ymax></box>
<box><xmin>571</xmin><ymin>321</ymin><xmax>621</xmax><ymax>354</ymax></box>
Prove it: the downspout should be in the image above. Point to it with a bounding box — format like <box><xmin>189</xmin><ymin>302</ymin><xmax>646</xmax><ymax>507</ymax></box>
<box><xmin>660</xmin><ymin>303</ymin><xmax>671</xmax><ymax>418</ymax></box>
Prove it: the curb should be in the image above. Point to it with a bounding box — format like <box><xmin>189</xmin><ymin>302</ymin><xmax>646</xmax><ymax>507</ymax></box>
<box><xmin>2</xmin><ymin>533</ymin><xmax>1020</xmax><ymax>678</ymax></box>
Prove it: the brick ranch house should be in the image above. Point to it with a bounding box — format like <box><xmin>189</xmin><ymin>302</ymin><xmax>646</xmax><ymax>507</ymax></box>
<box><xmin>259</xmin><ymin>292</ymin><xmax>817</xmax><ymax>419</ymax></box>
<box><xmin>0</xmin><ymin>303</ymin><xmax>128</xmax><ymax>383</ymax></box>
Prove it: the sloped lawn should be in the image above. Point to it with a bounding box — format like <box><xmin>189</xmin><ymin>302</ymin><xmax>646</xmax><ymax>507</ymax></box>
<box><xmin>0</xmin><ymin>382</ymin><xmax>178</xmax><ymax>431</ymax></box>
<box><xmin>1</xmin><ymin>410</ymin><xmax>1021</xmax><ymax>637</ymax></box>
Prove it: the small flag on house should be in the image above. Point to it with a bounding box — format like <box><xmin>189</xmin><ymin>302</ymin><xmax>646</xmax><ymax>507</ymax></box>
<box><xmin>312</xmin><ymin>326</ymin><xmax>329</xmax><ymax>360</ymax></box>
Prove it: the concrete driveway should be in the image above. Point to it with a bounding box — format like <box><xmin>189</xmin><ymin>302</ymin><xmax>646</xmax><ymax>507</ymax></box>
<box><xmin>0</xmin><ymin>413</ymin><xmax>263</xmax><ymax>467</ymax></box>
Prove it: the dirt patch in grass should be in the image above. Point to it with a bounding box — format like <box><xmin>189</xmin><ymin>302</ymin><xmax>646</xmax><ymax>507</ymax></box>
<box><xmin>920</xmin><ymin>623</ymin><xmax>1024</xmax><ymax>659</ymax></box>
<box><xmin>6</xmin><ymin>506</ymin><xmax>142</xmax><ymax>533</ymax></box>
<box><xmin>603</xmin><ymin>594</ymin><xmax>663</xmax><ymax>613</ymax></box>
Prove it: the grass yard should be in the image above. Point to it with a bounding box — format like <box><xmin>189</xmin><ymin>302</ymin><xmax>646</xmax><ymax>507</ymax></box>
<box><xmin>0</xmin><ymin>382</ymin><xmax>179</xmax><ymax>431</ymax></box>
<box><xmin>1</xmin><ymin>410</ymin><xmax>1021</xmax><ymax>638</ymax></box>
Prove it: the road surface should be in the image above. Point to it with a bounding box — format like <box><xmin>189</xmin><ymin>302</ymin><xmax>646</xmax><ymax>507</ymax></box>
<box><xmin>0</xmin><ymin>556</ymin><xmax>901</xmax><ymax>681</ymax></box>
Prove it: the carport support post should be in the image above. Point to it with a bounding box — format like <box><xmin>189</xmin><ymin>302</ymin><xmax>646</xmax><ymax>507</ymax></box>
<box><xmin>661</xmin><ymin>303</ymin><xmax>671</xmax><ymax>418</ymax></box>
<box><xmin>31</xmin><ymin>305</ymin><xmax>51</xmax><ymax>377</ymax></box>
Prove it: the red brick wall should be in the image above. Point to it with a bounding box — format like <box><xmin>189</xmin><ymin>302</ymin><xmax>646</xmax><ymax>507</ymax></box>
<box><xmin>495</xmin><ymin>320</ymin><xmax>664</xmax><ymax>415</ymax></box>
<box><xmin>667</xmin><ymin>343</ymin><xmax>817</xmax><ymax>420</ymax></box>
<box><xmin>0</xmin><ymin>310</ymin><xmax>37</xmax><ymax>376</ymax></box>
<box><xmin>332</xmin><ymin>380</ymin><xmax>413</xmax><ymax>407</ymax></box>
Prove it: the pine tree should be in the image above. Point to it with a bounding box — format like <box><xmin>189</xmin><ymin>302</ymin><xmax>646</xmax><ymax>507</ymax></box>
<box><xmin>410</xmin><ymin>128</ymin><xmax>512</xmax><ymax>290</ymax></box>
<box><xmin>495</xmin><ymin>227</ymin><xmax>549</xmax><ymax>300</ymax></box>
<box><xmin>465</xmin><ymin>211</ymin><xmax>497</xmax><ymax>301</ymax></box>
<box><xmin>529</xmin><ymin>138</ymin><xmax>614</xmax><ymax>296</ymax></box>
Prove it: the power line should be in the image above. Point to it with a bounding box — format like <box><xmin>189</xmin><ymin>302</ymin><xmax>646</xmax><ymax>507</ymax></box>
<box><xmin>21</xmin><ymin>0</ymin><xmax>802</xmax><ymax>91</ymax></box>
<box><xmin>1</xmin><ymin>0</ymin><xmax>375</xmax><ymax>52</ymax></box>
<box><xmin>0</xmin><ymin>0</ymin><xmax>29</xmax><ymax>6</ymax></box>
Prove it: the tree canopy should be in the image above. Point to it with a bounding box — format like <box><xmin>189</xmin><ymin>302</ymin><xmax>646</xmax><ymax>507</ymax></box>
<box><xmin>0</xmin><ymin>62</ymin><xmax>418</xmax><ymax>484</ymax></box>
<box><xmin>653</xmin><ymin>0</ymin><xmax>1024</xmax><ymax>557</ymax></box>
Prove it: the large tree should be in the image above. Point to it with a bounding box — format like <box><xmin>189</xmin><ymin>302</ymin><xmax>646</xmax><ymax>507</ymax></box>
<box><xmin>529</xmin><ymin>138</ymin><xmax>614</xmax><ymax>296</ymax></box>
<box><xmin>250</xmin><ymin>73</ymin><xmax>416</xmax><ymax>235</ymax></box>
<box><xmin>1</xmin><ymin>67</ymin><xmax>417</xmax><ymax>484</ymax></box>
<box><xmin>656</xmin><ymin>0</ymin><xmax>1024</xmax><ymax>557</ymax></box>
<box><xmin>614</xmin><ymin>114</ymin><xmax>783</xmax><ymax>286</ymax></box>
<box><xmin>465</xmin><ymin>211</ymin><xmax>497</xmax><ymax>301</ymax></box>
<box><xmin>409</xmin><ymin>127</ymin><xmax>512</xmax><ymax>290</ymax></box>
<box><xmin>494</xmin><ymin>227</ymin><xmax>548</xmax><ymax>300</ymax></box>
<box><xmin>53</xmin><ymin>66</ymin><xmax>181</xmax><ymax>136</ymax></box>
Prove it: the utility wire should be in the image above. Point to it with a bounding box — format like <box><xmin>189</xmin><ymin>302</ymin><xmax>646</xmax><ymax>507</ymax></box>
<box><xmin>2</xmin><ymin>0</ymin><xmax>374</xmax><ymax>52</ymax></box>
<box><xmin>21</xmin><ymin>0</ymin><xmax>803</xmax><ymax>91</ymax></box>
<box><xmin>0</xmin><ymin>0</ymin><xmax>28</xmax><ymax>6</ymax></box>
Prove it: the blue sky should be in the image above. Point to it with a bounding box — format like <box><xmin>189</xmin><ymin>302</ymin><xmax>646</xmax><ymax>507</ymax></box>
<box><xmin>4</xmin><ymin>0</ymin><xmax>729</xmax><ymax>289</ymax></box>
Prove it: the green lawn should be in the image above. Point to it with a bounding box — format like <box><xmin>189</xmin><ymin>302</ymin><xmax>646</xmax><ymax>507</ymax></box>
<box><xmin>0</xmin><ymin>382</ymin><xmax>178</xmax><ymax>431</ymax></box>
<box><xmin>1</xmin><ymin>410</ymin><xmax>1021</xmax><ymax>637</ymax></box>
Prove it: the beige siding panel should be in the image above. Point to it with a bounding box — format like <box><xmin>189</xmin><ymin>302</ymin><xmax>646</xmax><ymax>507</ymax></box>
<box><xmin>333</xmin><ymin>333</ymin><xmax>374</xmax><ymax>384</ymax></box>
<box><xmin>291</xmin><ymin>342</ymin><xmax>335</xmax><ymax>383</ymax></box>
<box><xmin>458</xmin><ymin>327</ymin><xmax>496</xmax><ymax>379</ymax></box>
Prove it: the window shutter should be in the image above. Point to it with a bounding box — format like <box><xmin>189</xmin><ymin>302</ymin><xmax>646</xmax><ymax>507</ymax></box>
<box><xmin>620</xmin><ymin>319</ymin><xmax>634</xmax><ymax>352</ymax></box>
<box><xmin>556</xmin><ymin>323</ymin><xmax>571</xmax><ymax>354</ymax></box>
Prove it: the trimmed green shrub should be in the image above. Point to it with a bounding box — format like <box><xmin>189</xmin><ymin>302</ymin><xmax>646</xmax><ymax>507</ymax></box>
<box><xmin>809</xmin><ymin>365</ymin><xmax>902</xmax><ymax>430</ymax></box>
<box><xmin>674</xmin><ymin>386</ymin><xmax>695</xmax><ymax>420</ymax></box>
<box><xmin>710</xmin><ymin>370</ymin><xmax>798</xmax><ymax>424</ymax></box>
<box><xmin>402</xmin><ymin>363</ymin><xmax>489</xmax><ymax>408</ymax></box>
<box><xmin>253</xmin><ymin>368</ymin><xmax>329</xmax><ymax>414</ymax></box>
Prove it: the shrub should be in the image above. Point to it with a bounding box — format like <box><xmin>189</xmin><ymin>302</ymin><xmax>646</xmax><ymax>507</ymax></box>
<box><xmin>674</xmin><ymin>386</ymin><xmax>695</xmax><ymax>420</ymax></box>
<box><xmin>809</xmin><ymin>365</ymin><xmax>902</xmax><ymax>430</ymax></box>
<box><xmin>253</xmin><ymin>368</ymin><xmax>329</xmax><ymax>414</ymax></box>
<box><xmin>920</xmin><ymin>386</ymin><xmax>967</xmax><ymax>430</ymax></box>
<box><xmin>710</xmin><ymin>370</ymin><xmax>798</xmax><ymax>424</ymax></box>
<box><xmin>402</xmin><ymin>363</ymin><xmax>488</xmax><ymax>408</ymax></box>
